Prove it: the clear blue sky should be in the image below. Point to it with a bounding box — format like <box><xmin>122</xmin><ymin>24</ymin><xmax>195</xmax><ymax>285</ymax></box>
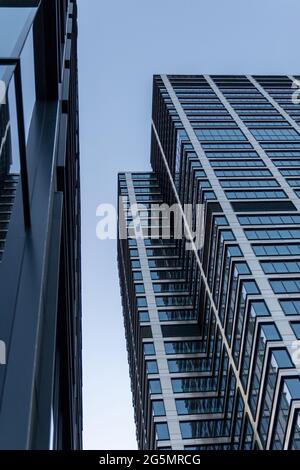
<box><xmin>77</xmin><ymin>0</ymin><xmax>300</xmax><ymax>449</ymax></box>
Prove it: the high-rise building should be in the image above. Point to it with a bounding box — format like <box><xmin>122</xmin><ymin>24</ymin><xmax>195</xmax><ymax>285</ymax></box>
<box><xmin>118</xmin><ymin>75</ymin><xmax>300</xmax><ymax>450</ymax></box>
<box><xmin>0</xmin><ymin>1</ymin><xmax>82</xmax><ymax>449</ymax></box>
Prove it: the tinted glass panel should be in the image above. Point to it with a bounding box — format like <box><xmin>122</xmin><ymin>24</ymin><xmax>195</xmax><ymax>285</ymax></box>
<box><xmin>0</xmin><ymin>7</ymin><xmax>35</xmax><ymax>57</ymax></box>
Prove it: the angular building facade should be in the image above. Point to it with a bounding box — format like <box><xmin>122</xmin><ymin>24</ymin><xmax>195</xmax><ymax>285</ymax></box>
<box><xmin>0</xmin><ymin>1</ymin><xmax>82</xmax><ymax>449</ymax></box>
<box><xmin>118</xmin><ymin>75</ymin><xmax>300</xmax><ymax>450</ymax></box>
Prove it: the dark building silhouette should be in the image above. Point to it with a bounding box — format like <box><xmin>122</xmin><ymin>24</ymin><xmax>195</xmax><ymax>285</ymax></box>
<box><xmin>118</xmin><ymin>75</ymin><xmax>300</xmax><ymax>450</ymax></box>
<box><xmin>0</xmin><ymin>0</ymin><xmax>82</xmax><ymax>449</ymax></box>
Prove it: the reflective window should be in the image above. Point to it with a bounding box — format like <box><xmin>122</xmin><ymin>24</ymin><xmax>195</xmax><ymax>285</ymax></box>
<box><xmin>146</xmin><ymin>248</ymin><xmax>177</xmax><ymax>257</ymax></box>
<box><xmin>239</xmin><ymin>215</ymin><xmax>300</xmax><ymax>226</ymax></box>
<box><xmin>139</xmin><ymin>311</ymin><xmax>150</xmax><ymax>322</ymax></box>
<box><xmin>231</xmin><ymin>381</ymin><xmax>244</xmax><ymax>442</ymax></box>
<box><xmin>158</xmin><ymin>310</ymin><xmax>196</xmax><ymax>321</ymax></box>
<box><xmin>152</xmin><ymin>400</ymin><xmax>166</xmax><ymax>417</ymax></box>
<box><xmin>20</xmin><ymin>28</ymin><xmax>36</xmax><ymax>140</ymax></box>
<box><xmin>221</xmin><ymin>179</ymin><xmax>279</xmax><ymax>188</ymax></box>
<box><xmin>211</xmin><ymin>160</ymin><xmax>265</xmax><ymax>168</ymax></box>
<box><xmin>156</xmin><ymin>296</ymin><xmax>193</xmax><ymax>307</ymax></box>
<box><xmin>176</xmin><ymin>398</ymin><xmax>224</xmax><ymax>415</ymax></box>
<box><xmin>135</xmin><ymin>284</ymin><xmax>145</xmax><ymax>293</ymax></box>
<box><xmin>151</xmin><ymin>270</ymin><xmax>183</xmax><ymax>281</ymax></box>
<box><xmin>240</xmin><ymin>301</ymin><xmax>270</xmax><ymax>390</ymax></box>
<box><xmin>261</xmin><ymin>261</ymin><xmax>300</xmax><ymax>274</ymax></box>
<box><xmin>290</xmin><ymin>322</ymin><xmax>300</xmax><ymax>339</ymax></box>
<box><xmin>130</xmin><ymin>249</ymin><xmax>138</xmax><ymax>257</ymax></box>
<box><xmin>168</xmin><ymin>358</ymin><xmax>209</xmax><ymax>373</ymax></box>
<box><xmin>202</xmin><ymin>143</ymin><xmax>252</xmax><ymax>149</ymax></box>
<box><xmin>262</xmin><ymin>143</ymin><xmax>300</xmax><ymax>149</ymax></box>
<box><xmin>208</xmin><ymin>151</ymin><xmax>258</xmax><ymax>158</ymax></box>
<box><xmin>228</xmin><ymin>246</ymin><xmax>243</xmax><ymax>256</ymax></box>
<box><xmin>270</xmin><ymin>279</ymin><xmax>300</xmax><ymax>294</ymax></box>
<box><xmin>269</xmin><ymin>151</ymin><xmax>300</xmax><ymax>157</ymax></box>
<box><xmin>216</xmin><ymin>169</ymin><xmax>271</xmax><ymax>177</ymax></box>
<box><xmin>165</xmin><ymin>341</ymin><xmax>204</xmax><ymax>355</ymax></box>
<box><xmin>220</xmin><ymin>230</ymin><xmax>235</xmax><ymax>241</ymax></box>
<box><xmin>180</xmin><ymin>420</ymin><xmax>230</xmax><ymax>439</ymax></box>
<box><xmin>287</xmin><ymin>179</ymin><xmax>300</xmax><ymax>188</ymax></box>
<box><xmin>280</xmin><ymin>299</ymin><xmax>300</xmax><ymax>316</ymax></box>
<box><xmin>149</xmin><ymin>379</ymin><xmax>162</xmax><ymax>394</ymax></box>
<box><xmin>153</xmin><ymin>283</ymin><xmax>188</xmax><ymax>293</ymax></box>
<box><xmin>146</xmin><ymin>360</ymin><xmax>158</xmax><ymax>374</ymax></box>
<box><xmin>149</xmin><ymin>259</ymin><xmax>179</xmax><ymax>268</ymax></box>
<box><xmin>144</xmin><ymin>343</ymin><xmax>155</xmax><ymax>356</ymax></box>
<box><xmin>242</xmin><ymin>415</ymin><xmax>254</xmax><ymax>450</ymax></box>
<box><xmin>281</xmin><ymin>169</ymin><xmax>300</xmax><ymax>176</ymax></box>
<box><xmin>227</xmin><ymin>190</ymin><xmax>286</xmax><ymax>200</ymax></box>
<box><xmin>251</xmin><ymin>128</ymin><xmax>300</xmax><ymax>141</ymax></box>
<box><xmin>246</xmin><ymin>229</ymin><xmax>300</xmax><ymax>240</ymax></box>
<box><xmin>133</xmin><ymin>272</ymin><xmax>143</xmax><ymax>280</ymax></box>
<box><xmin>272</xmin><ymin>378</ymin><xmax>300</xmax><ymax>449</ymax></box>
<box><xmin>249</xmin><ymin>323</ymin><xmax>281</xmax><ymax>416</ymax></box>
<box><xmin>137</xmin><ymin>297</ymin><xmax>147</xmax><ymax>307</ymax></box>
<box><xmin>258</xmin><ymin>349</ymin><xmax>294</xmax><ymax>447</ymax></box>
<box><xmin>172</xmin><ymin>377</ymin><xmax>217</xmax><ymax>393</ymax></box>
<box><xmin>232</xmin><ymin>284</ymin><xmax>254</xmax><ymax>365</ymax></box>
<box><xmin>131</xmin><ymin>260</ymin><xmax>141</xmax><ymax>268</ymax></box>
<box><xmin>251</xmin><ymin>301</ymin><xmax>271</xmax><ymax>316</ymax></box>
<box><xmin>253</xmin><ymin>244</ymin><xmax>300</xmax><ymax>256</ymax></box>
<box><xmin>0</xmin><ymin>7</ymin><xmax>35</xmax><ymax>56</ymax></box>
<box><xmin>196</xmin><ymin>128</ymin><xmax>246</xmax><ymax>141</ymax></box>
<box><xmin>290</xmin><ymin>412</ymin><xmax>300</xmax><ymax>449</ymax></box>
<box><xmin>274</xmin><ymin>160</ymin><xmax>300</xmax><ymax>167</ymax></box>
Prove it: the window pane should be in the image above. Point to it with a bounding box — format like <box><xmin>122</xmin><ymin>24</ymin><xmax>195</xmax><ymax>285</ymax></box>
<box><xmin>149</xmin><ymin>380</ymin><xmax>162</xmax><ymax>394</ymax></box>
<box><xmin>156</xmin><ymin>423</ymin><xmax>169</xmax><ymax>440</ymax></box>
<box><xmin>144</xmin><ymin>343</ymin><xmax>155</xmax><ymax>356</ymax></box>
<box><xmin>290</xmin><ymin>322</ymin><xmax>300</xmax><ymax>339</ymax></box>
<box><xmin>152</xmin><ymin>400</ymin><xmax>166</xmax><ymax>417</ymax></box>
<box><xmin>0</xmin><ymin>7</ymin><xmax>35</xmax><ymax>56</ymax></box>
<box><xmin>146</xmin><ymin>360</ymin><xmax>158</xmax><ymax>374</ymax></box>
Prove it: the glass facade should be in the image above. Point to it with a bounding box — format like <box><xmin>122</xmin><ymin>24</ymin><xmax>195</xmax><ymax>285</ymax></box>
<box><xmin>118</xmin><ymin>75</ymin><xmax>300</xmax><ymax>450</ymax></box>
<box><xmin>0</xmin><ymin>1</ymin><xmax>82</xmax><ymax>449</ymax></box>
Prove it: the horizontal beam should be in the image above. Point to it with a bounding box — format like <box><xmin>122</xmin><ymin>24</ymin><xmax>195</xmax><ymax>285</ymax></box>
<box><xmin>0</xmin><ymin>1</ymin><xmax>40</xmax><ymax>7</ymax></box>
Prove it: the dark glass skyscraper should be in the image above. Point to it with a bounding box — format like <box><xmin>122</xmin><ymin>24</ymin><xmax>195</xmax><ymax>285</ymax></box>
<box><xmin>118</xmin><ymin>75</ymin><xmax>300</xmax><ymax>450</ymax></box>
<box><xmin>0</xmin><ymin>1</ymin><xmax>82</xmax><ymax>449</ymax></box>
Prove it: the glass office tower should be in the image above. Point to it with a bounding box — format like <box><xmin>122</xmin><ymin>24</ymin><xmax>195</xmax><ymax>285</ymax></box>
<box><xmin>118</xmin><ymin>75</ymin><xmax>300</xmax><ymax>450</ymax></box>
<box><xmin>0</xmin><ymin>1</ymin><xmax>82</xmax><ymax>449</ymax></box>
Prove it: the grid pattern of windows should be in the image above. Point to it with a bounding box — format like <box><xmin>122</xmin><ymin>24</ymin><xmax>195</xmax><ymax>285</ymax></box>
<box><xmin>270</xmin><ymin>279</ymin><xmax>300</xmax><ymax>294</ymax></box>
<box><xmin>118</xmin><ymin>75</ymin><xmax>300</xmax><ymax>451</ymax></box>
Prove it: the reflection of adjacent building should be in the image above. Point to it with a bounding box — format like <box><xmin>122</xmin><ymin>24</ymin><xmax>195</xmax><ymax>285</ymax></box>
<box><xmin>118</xmin><ymin>75</ymin><xmax>300</xmax><ymax>450</ymax></box>
<box><xmin>0</xmin><ymin>1</ymin><xmax>82</xmax><ymax>450</ymax></box>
